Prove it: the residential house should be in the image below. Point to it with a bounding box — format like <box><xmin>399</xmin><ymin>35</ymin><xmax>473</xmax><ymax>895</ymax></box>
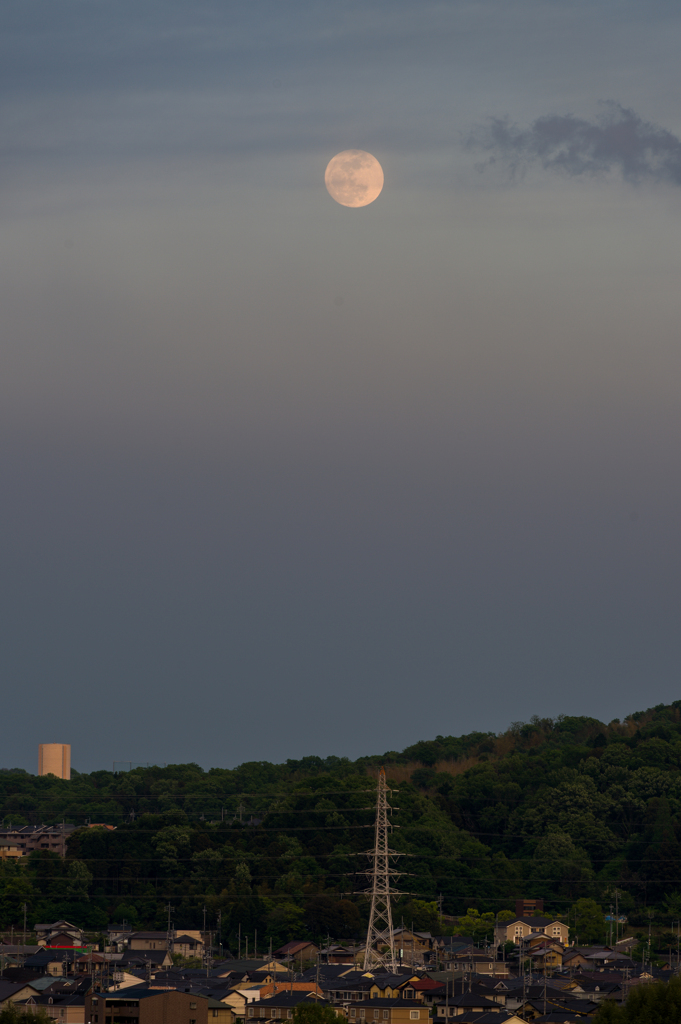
<box><xmin>0</xmin><ymin>982</ymin><xmax>43</xmax><ymax>1007</ymax></box>
<box><xmin>494</xmin><ymin>918</ymin><xmax>568</xmax><ymax>948</ymax></box>
<box><xmin>220</xmin><ymin>987</ymin><xmax>264</xmax><ymax>1018</ymax></box>
<box><xmin>207</xmin><ymin>999</ymin><xmax>236</xmax><ymax>1024</ymax></box>
<box><xmin>76</xmin><ymin>953</ymin><xmax>108</xmax><ymax>975</ymax></box>
<box><xmin>246</xmin><ymin>992</ymin><xmax>328</xmax><ymax>1020</ymax></box>
<box><xmin>129</xmin><ymin>933</ymin><xmax>171</xmax><ymax>951</ymax></box>
<box><xmin>273</xmin><ymin>942</ymin><xmax>320</xmax><ymax>964</ymax></box>
<box><xmin>86</xmin><ymin>988</ymin><xmax>208</xmax><ymax>1024</ymax></box>
<box><xmin>35</xmin><ymin>922</ymin><xmax>86</xmax><ymax>948</ymax></box>
<box><xmin>328</xmin><ymin>977</ymin><xmax>380</xmax><ymax>1004</ymax></box>
<box><xmin>368</xmin><ymin>976</ymin><xmax>420</xmax><ymax>1001</ymax></box>
<box><xmin>343</xmin><ymin>998</ymin><xmax>431</xmax><ymax>1024</ymax></box>
<box><xmin>173</xmin><ymin>935</ymin><xmax>205</xmax><ymax>958</ymax></box>
<box><xmin>258</xmin><ymin>984</ymin><xmax>324</xmax><ymax>1000</ymax></box>
<box><xmin>319</xmin><ymin>947</ymin><xmax>363</xmax><ymax>965</ymax></box>
<box><xmin>450</xmin><ymin>955</ymin><xmax>509</xmax><ymax>978</ymax></box>
<box><xmin>528</xmin><ymin>945</ymin><xmax>564</xmax><ymax>971</ymax></box>
<box><xmin>531</xmin><ymin>1014</ymin><xmax>584</xmax><ymax>1024</ymax></box>
<box><xmin>118</xmin><ymin>950</ymin><xmax>174</xmax><ymax>970</ymax></box>
<box><xmin>17</xmin><ymin>992</ymin><xmax>86</xmax><ymax>1024</ymax></box>
<box><xmin>426</xmin><ymin>940</ymin><xmax>475</xmax><ymax>968</ymax></box>
<box><xmin>24</xmin><ymin>950</ymin><xmax>81</xmax><ymax>976</ymax></box>
<box><xmin>398</xmin><ymin>979</ymin><xmax>445</xmax><ymax>1002</ymax></box>
<box><xmin>582</xmin><ymin>952</ymin><xmax>634</xmax><ymax>970</ymax></box>
<box><xmin>433</xmin><ymin>1012</ymin><xmax>525</xmax><ymax>1024</ymax></box>
<box><xmin>429</xmin><ymin>994</ymin><xmax>502</xmax><ymax>1018</ymax></box>
<box><xmin>393</xmin><ymin>930</ymin><xmax>433</xmax><ymax>964</ymax></box>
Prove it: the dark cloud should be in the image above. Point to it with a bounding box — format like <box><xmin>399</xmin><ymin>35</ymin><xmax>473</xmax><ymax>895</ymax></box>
<box><xmin>468</xmin><ymin>102</ymin><xmax>681</xmax><ymax>186</ymax></box>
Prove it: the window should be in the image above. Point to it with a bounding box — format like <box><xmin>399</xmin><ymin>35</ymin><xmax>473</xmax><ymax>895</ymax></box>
<box><xmin>213</xmin><ymin>1012</ymin><xmax>219</xmax><ymax>1017</ymax></box>
<box><xmin>374</xmin><ymin>1012</ymin><xmax>379</xmax><ymax>1020</ymax></box>
<box><xmin>260</xmin><ymin>1011</ymin><xmax>266</xmax><ymax>1019</ymax></box>
<box><xmin>248</xmin><ymin>1010</ymin><xmax>254</xmax><ymax>1018</ymax></box>
<box><xmin>360</xmin><ymin>1011</ymin><xmax>365</xmax><ymax>1020</ymax></box>
<box><xmin>190</xmin><ymin>1005</ymin><xmax>197</xmax><ymax>1010</ymax></box>
<box><xmin>383</xmin><ymin>1013</ymin><xmax>389</xmax><ymax>1020</ymax></box>
<box><xmin>410</xmin><ymin>1013</ymin><xmax>419</xmax><ymax>1020</ymax></box>
<box><xmin>350</xmin><ymin>1012</ymin><xmax>356</xmax><ymax>1019</ymax></box>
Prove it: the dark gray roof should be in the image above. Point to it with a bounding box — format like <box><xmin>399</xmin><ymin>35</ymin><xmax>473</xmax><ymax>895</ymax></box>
<box><xmin>344</xmin><ymin>1000</ymin><xmax>407</xmax><ymax>1008</ymax></box>
<box><xmin>25</xmin><ymin>950</ymin><xmax>78</xmax><ymax>966</ymax></box>
<box><xmin>0</xmin><ymin>982</ymin><xmax>30</xmax><ymax>1001</ymax></box>
<box><xmin>258</xmin><ymin>994</ymin><xmax>329</xmax><ymax>1007</ymax></box>
<box><xmin>118</xmin><ymin>950</ymin><xmax>171</xmax><ymax>965</ymax></box>
<box><xmin>437</xmin><ymin>1015</ymin><xmax>516</xmax><ymax>1024</ymax></box>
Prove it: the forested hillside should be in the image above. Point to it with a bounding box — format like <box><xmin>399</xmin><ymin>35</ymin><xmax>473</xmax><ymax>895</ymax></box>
<box><xmin>2</xmin><ymin>701</ymin><xmax>681</xmax><ymax>952</ymax></box>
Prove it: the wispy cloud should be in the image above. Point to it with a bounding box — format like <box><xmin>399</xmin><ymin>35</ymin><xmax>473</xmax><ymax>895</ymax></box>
<box><xmin>468</xmin><ymin>102</ymin><xmax>681</xmax><ymax>186</ymax></box>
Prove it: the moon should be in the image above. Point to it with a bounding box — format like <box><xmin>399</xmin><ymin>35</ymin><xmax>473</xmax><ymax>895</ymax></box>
<box><xmin>324</xmin><ymin>150</ymin><xmax>384</xmax><ymax>208</ymax></box>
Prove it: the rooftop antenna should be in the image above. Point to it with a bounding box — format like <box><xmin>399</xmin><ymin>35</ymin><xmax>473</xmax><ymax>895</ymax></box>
<box><xmin>362</xmin><ymin>767</ymin><xmax>402</xmax><ymax>971</ymax></box>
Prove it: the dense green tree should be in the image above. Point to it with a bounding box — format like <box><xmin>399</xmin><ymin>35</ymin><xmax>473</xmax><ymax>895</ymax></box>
<box><xmin>3</xmin><ymin>701</ymin><xmax>681</xmax><ymax>933</ymax></box>
<box><xmin>570</xmin><ymin>899</ymin><xmax>606</xmax><ymax>944</ymax></box>
<box><xmin>594</xmin><ymin>976</ymin><xmax>681</xmax><ymax>1024</ymax></box>
<box><xmin>292</xmin><ymin>1005</ymin><xmax>342</xmax><ymax>1024</ymax></box>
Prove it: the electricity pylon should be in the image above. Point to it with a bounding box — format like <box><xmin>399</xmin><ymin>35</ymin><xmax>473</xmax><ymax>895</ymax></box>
<box><xmin>363</xmin><ymin>767</ymin><xmax>402</xmax><ymax>971</ymax></box>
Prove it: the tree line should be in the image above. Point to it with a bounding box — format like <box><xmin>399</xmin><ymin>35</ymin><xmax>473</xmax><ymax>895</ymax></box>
<box><xmin>2</xmin><ymin>701</ymin><xmax>681</xmax><ymax>954</ymax></box>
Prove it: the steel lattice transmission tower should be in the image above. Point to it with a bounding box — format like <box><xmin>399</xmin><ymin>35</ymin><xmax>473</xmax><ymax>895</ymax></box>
<box><xmin>363</xmin><ymin>767</ymin><xmax>403</xmax><ymax>971</ymax></box>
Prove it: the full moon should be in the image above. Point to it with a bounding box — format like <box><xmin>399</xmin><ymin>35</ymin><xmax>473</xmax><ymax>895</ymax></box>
<box><xmin>324</xmin><ymin>150</ymin><xmax>384</xmax><ymax>208</ymax></box>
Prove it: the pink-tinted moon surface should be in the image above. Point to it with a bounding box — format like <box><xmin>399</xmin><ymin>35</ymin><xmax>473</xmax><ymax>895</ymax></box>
<box><xmin>324</xmin><ymin>150</ymin><xmax>384</xmax><ymax>207</ymax></box>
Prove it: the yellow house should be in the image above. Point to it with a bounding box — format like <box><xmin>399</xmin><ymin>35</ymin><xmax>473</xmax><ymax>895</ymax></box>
<box><xmin>208</xmin><ymin>999</ymin><xmax>237</xmax><ymax>1024</ymax></box>
<box><xmin>494</xmin><ymin>917</ymin><xmax>568</xmax><ymax>947</ymax></box>
<box><xmin>369</xmin><ymin>977</ymin><xmax>419</xmax><ymax>1000</ymax></box>
<box><xmin>345</xmin><ymin>1000</ymin><xmax>429</xmax><ymax>1024</ymax></box>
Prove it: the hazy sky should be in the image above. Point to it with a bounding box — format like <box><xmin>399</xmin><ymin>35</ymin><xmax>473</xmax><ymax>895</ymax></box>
<box><xmin>2</xmin><ymin>0</ymin><xmax>681</xmax><ymax>775</ymax></box>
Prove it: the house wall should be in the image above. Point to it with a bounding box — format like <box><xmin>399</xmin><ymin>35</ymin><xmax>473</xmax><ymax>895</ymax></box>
<box><xmin>86</xmin><ymin>992</ymin><xmax>208</xmax><ymax>1024</ymax></box>
<box><xmin>346</xmin><ymin>1007</ymin><xmax>427</xmax><ymax>1024</ymax></box>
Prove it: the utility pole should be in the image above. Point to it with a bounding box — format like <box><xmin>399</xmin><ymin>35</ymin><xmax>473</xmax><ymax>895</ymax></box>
<box><xmin>362</xmin><ymin>768</ymin><xmax>402</xmax><ymax>971</ymax></box>
<box><xmin>166</xmin><ymin>904</ymin><xmax>174</xmax><ymax>957</ymax></box>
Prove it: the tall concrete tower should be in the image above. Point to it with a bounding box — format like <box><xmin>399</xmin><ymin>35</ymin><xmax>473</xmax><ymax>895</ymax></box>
<box><xmin>38</xmin><ymin>744</ymin><xmax>71</xmax><ymax>779</ymax></box>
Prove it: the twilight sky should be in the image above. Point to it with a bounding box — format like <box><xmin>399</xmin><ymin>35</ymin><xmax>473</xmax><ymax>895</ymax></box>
<box><xmin>2</xmin><ymin>0</ymin><xmax>681</xmax><ymax>775</ymax></box>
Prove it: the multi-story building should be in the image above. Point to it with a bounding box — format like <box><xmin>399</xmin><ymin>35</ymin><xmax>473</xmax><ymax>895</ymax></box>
<box><xmin>494</xmin><ymin>916</ymin><xmax>568</xmax><ymax>948</ymax></box>
<box><xmin>86</xmin><ymin>989</ymin><xmax>208</xmax><ymax>1024</ymax></box>
<box><xmin>0</xmin><ymin>824</ymin><xmax>78</xmax><ymax>858</ymax></box>
<box><xmin>39</xmin><ymin>744</ymin><xmax>71</xmax><ymax>780</ymax></box>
